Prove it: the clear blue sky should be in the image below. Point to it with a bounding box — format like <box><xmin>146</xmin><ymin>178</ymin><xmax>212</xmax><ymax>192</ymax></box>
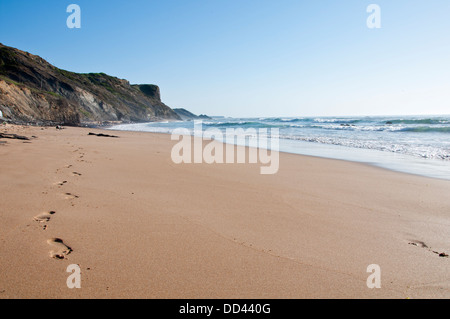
<box><xmin>1</xmin><ymin>0</ymin><xmax>449</xmax><ymax>117</ymax></box>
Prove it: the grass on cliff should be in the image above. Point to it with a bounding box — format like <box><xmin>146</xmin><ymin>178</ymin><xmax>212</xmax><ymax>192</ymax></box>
<box><xmin>45</xmin><ymin>91</ymin><xmax>62</xmax><ymax>98</ymax></box>
<box><xmin>0</xmin><ymin>75</ymin><xmax>21</xmax><ymax>86</ymax></box>
<box><xmin>0</xmin><ymin>75</ymin><xmax>62</xmax><ymax>98</ymax></box>
<box><xmin>79</xmin><ymin>108</ymin><xmax>92</xmax><ymax>118</ymax></box>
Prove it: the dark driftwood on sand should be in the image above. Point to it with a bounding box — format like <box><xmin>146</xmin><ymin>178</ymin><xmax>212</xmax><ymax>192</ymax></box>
<box><xmin>0</xmin><ymin>133</ymin><xmax>30</xmax><ymax>140</ymax></box>
<box><xmin>88</xmin><ymin>132</ymin><xmax>119</xmax><ymax>138</ymax></box>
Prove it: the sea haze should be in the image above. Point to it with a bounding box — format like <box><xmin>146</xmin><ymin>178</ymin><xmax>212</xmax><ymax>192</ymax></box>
<box><xmin>109</xmin><ymin>115</ymin><xmax>450</xmax><ymax>180</ymax></box>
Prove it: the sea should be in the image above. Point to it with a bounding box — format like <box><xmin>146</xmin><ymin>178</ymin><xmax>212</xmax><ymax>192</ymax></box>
<box><xmin>109</xmin><ymin>115</ymin><xmax>450</xmax><ymax>180</ymax></box>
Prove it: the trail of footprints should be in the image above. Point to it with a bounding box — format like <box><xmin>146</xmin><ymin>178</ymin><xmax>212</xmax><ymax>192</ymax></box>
<box><xmin>34</xmin><ymin>209</ymin><xmax>73</xmax><ymax>259</ymax></box>
<box><xmin>34</xmin><ymin>149</ymin><xmax>85</xmax><ymax>260</ymax></box>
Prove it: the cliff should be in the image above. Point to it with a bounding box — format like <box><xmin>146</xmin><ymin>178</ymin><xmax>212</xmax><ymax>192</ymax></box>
<box><xmin>0</xmin><ymin>43</ymin><xmax>181</xmax><ymax>125</ymax></box>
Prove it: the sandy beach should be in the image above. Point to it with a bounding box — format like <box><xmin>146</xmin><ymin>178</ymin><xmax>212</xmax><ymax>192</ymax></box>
<box><xmin>0</xmin><ymin>124</ymin><xmax>449</xmax><ymax>299</ymax></box>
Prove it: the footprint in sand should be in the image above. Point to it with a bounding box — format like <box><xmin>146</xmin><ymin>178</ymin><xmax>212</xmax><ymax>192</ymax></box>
<box><xmin>34</xmin><ymin>211</ymin><xmax>56</xmax><ymax>230</ymax></box>
<box><xmin>34</xmin><ymin>211</ymin><xmax>55</xmax><ymax>223</ymax></box>
<box><xmin>408</xmin><ymin>240</ymin><xmax>428</xmax><ymax>249</ymax></box>
<box><xmin>64</xmin><ymin>193</ymin><xmax>79</xmax><ymax>200</ymax></box>
<box><xmin>47</xmin><ymin>238</ymin><xmax>72</xmax><ymax>260</ymax></box>
<box><xmin>72</xmin><ymin>172</ymin><xmax>82</xmax><ymax>176</ymax></box>
<box><xmin>409</xmin><ymin>240</ymin><xmax>448</xmax><ymax>258</ymax></box>
<box><xmin>56</xmin><ymin>181</ymin><xmax>68</xmax><ymax>187</ymax></box>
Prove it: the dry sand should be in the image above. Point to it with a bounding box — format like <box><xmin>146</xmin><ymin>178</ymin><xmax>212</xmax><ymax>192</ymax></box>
<box><xmin>0</xmin><ymin>124</ymin><xmax>449</xmax><ymax>299</ymax></box>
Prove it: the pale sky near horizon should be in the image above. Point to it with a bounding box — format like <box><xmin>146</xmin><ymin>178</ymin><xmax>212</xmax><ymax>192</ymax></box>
<box><xmin>1</xmin><ymin>0</ymin><xmax>449</xmax><ymax>117</ymax></box>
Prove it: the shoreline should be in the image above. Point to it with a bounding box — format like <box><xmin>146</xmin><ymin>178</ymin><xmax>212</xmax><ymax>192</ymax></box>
<box><xmin>0</xmin><ymin>124</ymin><xmax>449</xmax><ymax>299</ymax></box>
<box><xmin>106</xmin><ymin>125</ymin><xmax>450</xmax><ymax>182</ymax></box>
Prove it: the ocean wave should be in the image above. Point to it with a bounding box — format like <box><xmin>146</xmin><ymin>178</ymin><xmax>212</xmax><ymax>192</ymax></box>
<box><xmin>285</xmin><ymin>123</ymin><xmax>450</xmax><ymax>133</ymax></box>
<box><xmin>203</xmin><ymin>121</ymin><xmax>281</xmax><ymax>128</ymax></box>
<box><xmin>398</xmin><ymin>126</ymin><xmax>450</xmax><ymax>133</ymax></box>
<box><xmin>203</xmin><ymin>121</ymin><xmax>258</xmax><ymax>126</ymax></box>
<box><xmin>287</xmin><ymin>124</ymin><xmax>394</xmax><ymax>132</ymax></box>
<box><xmin>386</xmin><ymin>118</ymin><xmax>450</xmax><ymax>125</ymax></box>
<box><xmin>268</xmin><ymin>117</ymin><xmax>363</xmax><ymax>124</ymax></box>
<box><xmin>280</xmin><ymin>135</ymin><xmax>450</xmax><ymax>160</ymax></box>
<box><xmin>270</xmin><ymin>118</ymin><xmax>308</xmax><ymax>123</ymax></box>
<box><xmin>312</xmin><ymin>118</ymin><xmax>362</xmax><ymax>124</ymax></box>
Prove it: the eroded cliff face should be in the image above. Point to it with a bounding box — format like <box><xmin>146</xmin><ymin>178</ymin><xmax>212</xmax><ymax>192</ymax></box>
<box><xmin>0</xmin><ymin>79</ymin><xmax>80</xmax><ymax>125</ymax></box>
<box><xmin>0</xmin><ymin>43</ymin><xmax>181</xmax><ymax>125</ymax></box>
